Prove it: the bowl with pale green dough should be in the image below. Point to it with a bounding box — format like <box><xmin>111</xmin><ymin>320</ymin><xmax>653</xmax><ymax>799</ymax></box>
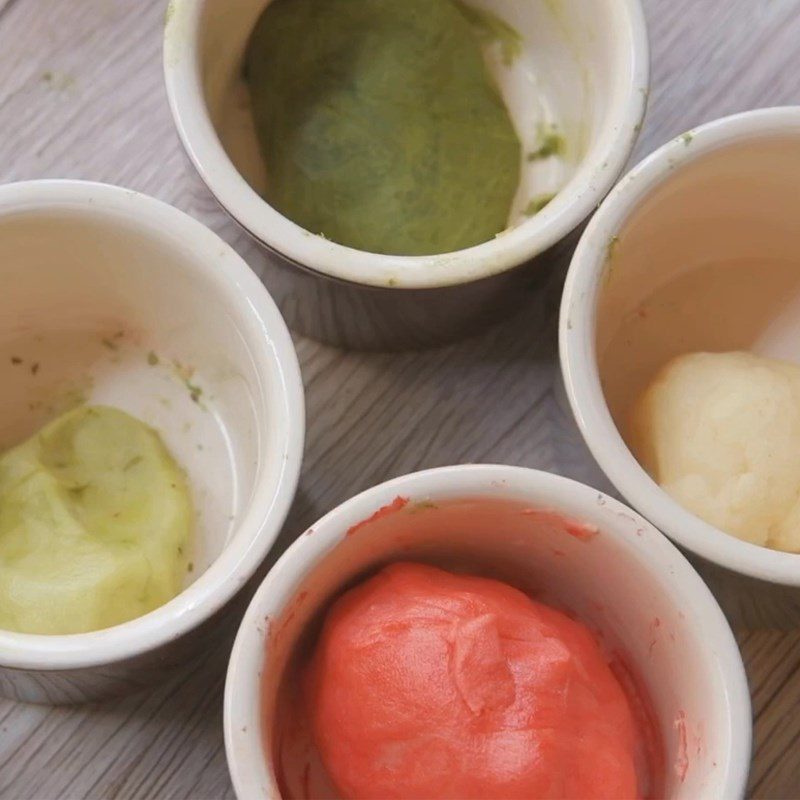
<box><xmin>164</xmin><ymin>0</ymin><xmax>649</xmax><ymax>349</ymax></box>
<box><xmin>0</xmin><ymin>180</ymin><xmax>304</xmax><ymax>704</ymax></box>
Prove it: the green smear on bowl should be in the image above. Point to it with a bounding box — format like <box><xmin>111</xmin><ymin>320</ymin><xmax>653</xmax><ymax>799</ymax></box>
<box><xmin>453</xmin><ymin>1</ymin><xmax>523</xmax><ymax>66</ymax></box>
<box><xmin>528</xmin><ymin>125</ymin><xmax>566</xmax><ymax>161</ymax></box>
<box><xmin>524</xmin><ymin>193</ymin><xmax>556</xmax><ymax>216</ymax></box>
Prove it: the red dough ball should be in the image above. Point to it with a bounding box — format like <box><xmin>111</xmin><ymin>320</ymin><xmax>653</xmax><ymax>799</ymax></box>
<box><xmin>306</xmin><ymin>562</ymin><xmax>640</xmax><ymax>800</ymax></box>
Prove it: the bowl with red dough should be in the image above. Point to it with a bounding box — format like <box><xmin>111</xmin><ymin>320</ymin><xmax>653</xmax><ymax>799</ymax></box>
<box><xmin>224</xmin><ymin>465</ymin><xmax>751</xmax><ymax>799</ymax></box>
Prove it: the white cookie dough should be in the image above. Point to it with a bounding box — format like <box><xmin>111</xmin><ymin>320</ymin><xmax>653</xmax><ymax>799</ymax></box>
<box><xmin>630</xmin><ymin>351</ymin><xmax>800</xmax><ymax>552</ymax></box>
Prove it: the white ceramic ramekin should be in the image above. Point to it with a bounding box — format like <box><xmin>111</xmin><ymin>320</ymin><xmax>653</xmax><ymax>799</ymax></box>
<box><xmin>225</xmin><ymin>465</ymin><xmax>751</xmax><ymax>800</ymax></box>
<box><xmin>560</xmin><ymin>108</ymin><xmax>800</xmax><ymax>607</ymax></box>
<box><xmin>0</xmin><ymin>180</ymin><xmax>304</xmax><ymax>703</ymax></box>
<box><xmin>164</xmin><ymin>0</ymin><xmax>649</xmax><ymax>348</ymax></box>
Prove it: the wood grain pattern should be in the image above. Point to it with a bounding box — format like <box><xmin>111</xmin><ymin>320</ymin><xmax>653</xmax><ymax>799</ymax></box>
<box><xmin>1</xmin><ymin>0</ymin><xmax>800</xmax><ymax>797</ymax></box>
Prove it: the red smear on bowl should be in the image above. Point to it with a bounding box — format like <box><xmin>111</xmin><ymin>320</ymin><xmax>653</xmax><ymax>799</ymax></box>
<box><xmin>345</xmin><ymin>496</ymin><xmax>408</xmax><ymax>537</ymax></box>
<box><xmin>610</xmin><ymin>652</ymin><xmax>666</xmax><ymax>799</ymax></box>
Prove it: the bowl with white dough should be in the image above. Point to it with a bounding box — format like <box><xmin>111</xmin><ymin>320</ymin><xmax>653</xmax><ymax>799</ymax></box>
<box><xmin>560</xmin><ymin>107</ymin><xmax>800</xmax><ymax>627</ymax></box>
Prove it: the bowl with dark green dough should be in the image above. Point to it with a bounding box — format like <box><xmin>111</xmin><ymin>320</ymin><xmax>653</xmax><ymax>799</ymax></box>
<box><xmin>165</xmin><ymin>0</ymin><xmax>648</xmax><ymax>349</ymax></box>
<box><xmin>0</xmin><ymin>180</ymin><xmax>304</xmax><ymax>704</ymax></box>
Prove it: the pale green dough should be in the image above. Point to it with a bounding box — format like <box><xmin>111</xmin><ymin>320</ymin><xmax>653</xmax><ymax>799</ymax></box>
<box><xmin>245</xmin><ymin>0</ymin><xmax>521</xmax><ymax>256</ymax></box>
<box><xmin>0</xmin><ymin>406</ymin><xmax>192</xmax><ymax>635</ymax></box>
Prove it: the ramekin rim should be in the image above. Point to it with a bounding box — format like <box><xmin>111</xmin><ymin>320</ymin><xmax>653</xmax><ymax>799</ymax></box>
<box><xmin>0</xmin><ymin>179</ymin><xmax>305</xmax><ymax>670</ymax></box>
<box><xmin>163</xmin><ymin>0</ymin><xmax>650</xmax><ymax>290</ymax></box>
<box><xmin>223</xmin><ymin>464</ymin><xmax>751</xmax><ymax>800</ymax></box>
<box><xmin>560</xmin><ymin>105</ymin><xmax>800</xmax><ymax>587</ymax></box>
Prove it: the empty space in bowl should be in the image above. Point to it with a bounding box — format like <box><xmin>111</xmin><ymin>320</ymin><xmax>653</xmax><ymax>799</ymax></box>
<box><xmin>598</xmin><ymin>135</ymin><xmax>800</xmax><ymax>435</ymax></box>
<box><xmin>200</xmin><ymin>0</ymin><xmax>632</xmax><ymax>235</ymax></box>
<box><xmin>0</xmin><ymin>208</ymin><xmax>264</xmax><ymax>584</ymax></box>
<box><xmin>263</xmin><ymin>495</ymin><xmax>730</xmax><ymax>799</ymax></box>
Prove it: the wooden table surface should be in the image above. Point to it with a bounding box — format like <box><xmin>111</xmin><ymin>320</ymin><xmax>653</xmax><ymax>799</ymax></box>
<box><xmin>1</xmin><ymin>0</ymin><xmax>799</xmax><ymax>797</ymax></box>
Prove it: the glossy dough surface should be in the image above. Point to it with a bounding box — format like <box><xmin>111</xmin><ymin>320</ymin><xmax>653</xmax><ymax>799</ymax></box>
<box><xmin>0</xmin><ymin>405</ymin><xmax>192</xmax><ymax>634</ymax></box>
<box><xmin>306</xmin><ymin>562</ymin><xmax>640</xmax><ymax>799</ymax></box>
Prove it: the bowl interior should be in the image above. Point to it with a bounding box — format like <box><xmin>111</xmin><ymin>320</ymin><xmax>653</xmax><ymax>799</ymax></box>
<box><xmin>0</xmin><ymin>203</ymin><xmax>269</xmax><ymax>584</ymax></box>
<box><xmin>198</xmin><ymin>0</ymin><xmax>637</xmax><ymax>243</ymax></box>
<box><xmin>239</xmin><ymin>486</ymin><xmax>744</xmax><ymax>799</ymax></box>
<box><xmin>598</xmin><ymin>133</ymin><xmax>800</xmax><ymax>438</ymax></box>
